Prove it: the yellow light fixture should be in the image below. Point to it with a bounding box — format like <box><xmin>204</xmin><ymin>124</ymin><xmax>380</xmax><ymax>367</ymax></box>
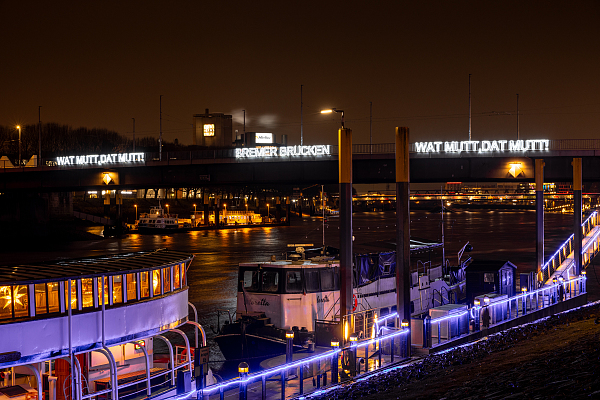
<box><xmin>102</xmin><ymin>173</ymin><xmax>112</xmax><ymax>185</ymax></box>
<box><xmin>508</xmin><ymin>162</ymin><xmax>523</xmax><ymax>178</ymax></box>
<box><xmin>320</xmin><ymin>109</ymin><xmax>333</xmax><ymax>114</ymax></box>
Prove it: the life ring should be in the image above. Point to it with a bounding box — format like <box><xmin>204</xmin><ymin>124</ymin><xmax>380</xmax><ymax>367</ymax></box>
<box><xmin>352</xmin><ymin>294</ymin><xmax>358</xmax><ymax>312</ymax></box>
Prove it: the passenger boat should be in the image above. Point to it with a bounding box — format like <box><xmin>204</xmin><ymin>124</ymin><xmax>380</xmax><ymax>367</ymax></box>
<box><xmin>0</xmin><ymin>249</ymin><xmax>204</xmax><ymax>400</ymax></box>
<box><xmin>138</xmin><ymin>203</ymin><xmax>187</xmax><ymax>233</ymax></box>
<box><xmin>214</xmin><ymin>241</ymin><xmax>470</xmax><ymax>361</ymax></box>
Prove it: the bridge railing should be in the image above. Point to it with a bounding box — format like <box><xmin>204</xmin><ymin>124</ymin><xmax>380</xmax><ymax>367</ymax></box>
<box><xmin>420</xmin><ymin>275</ymin><xmax>586</xmax><ymax>349</ymax></box>
<box><xmin>540</xmin><ymin>211</ymin><xmax>598</xmax><ymax>281</ymax></box>
<box><xmin>197</xmin><ymin>316</ymin><xmax>409</xmax><ymax>400</ymax></box>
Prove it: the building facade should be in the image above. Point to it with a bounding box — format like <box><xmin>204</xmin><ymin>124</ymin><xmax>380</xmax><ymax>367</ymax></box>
<box><xmin>192</xmin><ymin>109</ymin><xmax>233</xmax><ymax>147</ymax></box>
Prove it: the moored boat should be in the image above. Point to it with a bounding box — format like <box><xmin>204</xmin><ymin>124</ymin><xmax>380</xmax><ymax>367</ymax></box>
<box><xmin>214</xmin><ymin>241</ymin><xmax>470</xmax><ymax>361</ymax></box>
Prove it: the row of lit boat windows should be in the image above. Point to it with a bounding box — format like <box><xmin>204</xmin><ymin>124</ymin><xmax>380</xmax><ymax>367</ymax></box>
<box><xmin>0</xmin><ymin>263</ymin><xmax>186</xmax><ymax>320</ymax></box>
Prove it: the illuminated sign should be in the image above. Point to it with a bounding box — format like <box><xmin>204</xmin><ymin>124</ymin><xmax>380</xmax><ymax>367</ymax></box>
<box><xmin>203</xmin><ymin>124</ymin><xmax>215</xmax><ymax>137</ymax></box>
<box><xmin>56</xmin><ymin>152</ymin><xmax>145</xmax><ymax>166</ymax></box>
<box><xmin>235</xmin><ymin>145</ymin><xmax>331</xmax><ymax>158</ymax></box>
<box><xmin>414</xmin><ymin>139</ymin><xmax>549</xmax><ymax>154</ymax></box>
<box><xmin>255</xmin><ymin>133</ymin><xmax>273</xmax><ymax>144</ymax></box>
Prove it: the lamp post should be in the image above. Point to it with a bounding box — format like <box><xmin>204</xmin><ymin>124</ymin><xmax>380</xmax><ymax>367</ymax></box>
<box><xmin>165</xmin><ymin>204</ymin><xmax>169</xmax><ymax>215</ymax></box>
<box><xmin>267</xmin><ymin>203</ymin><xmax>270</xmax><ymax>221</ymax></box>
<box><xmin>320</xmin><ymin>108</ymin><xmax>344</xmax><ymax>128</ymax></box>
<box><xmin>134</xmin><ymin>204</ymin><xmax>138</xmax><ymax>221</ymax></box>
<box><xmin>16</xmin><ymin>125</ymin><xmax>21</xmax><ymax>166</ymax></box>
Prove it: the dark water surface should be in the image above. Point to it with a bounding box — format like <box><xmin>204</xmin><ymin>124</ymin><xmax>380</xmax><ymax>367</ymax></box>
<box><xmin>0</xmin><ymin>210</ymin><xmax>578</xmax><ymax>372</ymax></box>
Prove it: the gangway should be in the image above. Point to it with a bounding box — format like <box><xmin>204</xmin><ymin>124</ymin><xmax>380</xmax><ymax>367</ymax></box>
<box><xmin>539</xmin><ymin>210</ymin><xmax>600</xmax><ymax>284</ymax></box>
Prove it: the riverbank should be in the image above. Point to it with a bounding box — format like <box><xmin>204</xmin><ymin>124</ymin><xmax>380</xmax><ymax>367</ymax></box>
<box><xmin>307</xmin><ymin>300</ymin><xmax>600</xmax><ymax>400</ymax></box>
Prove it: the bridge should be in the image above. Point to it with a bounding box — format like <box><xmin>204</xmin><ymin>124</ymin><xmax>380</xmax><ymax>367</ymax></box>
<box><xmin>1</xmin><ymin>139</ymin><xmax>600</xmax><ymax>193</ymax></box>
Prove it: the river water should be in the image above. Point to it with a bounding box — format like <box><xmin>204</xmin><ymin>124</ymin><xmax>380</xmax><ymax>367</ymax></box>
<box><xmin>0</xmin><ymin>210</ymin><xmax>578</xmax><ymax>375</ymax></box>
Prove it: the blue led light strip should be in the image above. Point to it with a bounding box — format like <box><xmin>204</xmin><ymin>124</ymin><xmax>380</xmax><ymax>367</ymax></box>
<box><xmin>197</xmin><ymin>327</ymin><xmax>409</xmax><ymax>395</ymax></box>
<box><xmin>542</xmin><ymin>211</ymin><xmax>598</xmax><ymax>272</ymax></box>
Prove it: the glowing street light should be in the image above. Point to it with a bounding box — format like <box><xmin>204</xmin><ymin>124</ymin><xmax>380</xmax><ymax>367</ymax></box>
<box><xmin>320</xmin><ymin>108</ymin><xmax>345</xmax><ymax>128</ymax></box>
<box><xmin>16</xmin><ymin>125</ymin><xmax>21</xmax><ymax>166</ymax></box>
<box><xmin>134</xmin><ymin>204</ymin><xmax>138</xmax><ymax>221</ymax></box>
<box><xmin>193</xmin><ymin>204</ymin><xmax>197</xmax><ymax>215</ymax></box>
<box><xmin>165</xmin><ymin>204</ymin><xmax>169</xmax><ymax>215</ymax></box>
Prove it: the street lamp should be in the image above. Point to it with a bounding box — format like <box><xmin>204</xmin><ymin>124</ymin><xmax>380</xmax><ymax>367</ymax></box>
<box><xmin>267</xmin><ymin>203</ymin><xmax>270</xmax><ymax>221</ymax></box>
<box><xmin>193</xmin><ymin>204</ymin><xmax>197</xmax><ymax>215</ymax></box>
<box><xmin>320</xmin><ymin>108</ymin><xmax>345</xmax><ymax>128</ymax></box>
<box><xmin>134</xmin><ymin>204</ymin><xmax>138</xmax><ymax>221</ymax></box>
<box><xmin>165</xmin><ymin>204</ymin><xmax>169</xmax><ymax>215</ymax></box>
<box><xmin>16</xmin><ymin>125</ymin><xmax>21</xmax><ymax>166</ymax></box>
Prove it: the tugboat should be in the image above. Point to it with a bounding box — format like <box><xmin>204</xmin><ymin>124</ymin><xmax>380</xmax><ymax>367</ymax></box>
<box><xmin>214</xmin><ymin>242</ymin><xmax>470</xmax><ymax>360</ymax></box>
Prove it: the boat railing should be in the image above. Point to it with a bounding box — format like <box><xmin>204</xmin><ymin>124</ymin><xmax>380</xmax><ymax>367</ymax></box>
<box><xmin>198</xmin><ymin>315</ymin><xmax>410</xmax><ymax>400</ymax></box>
<box><xmin>419</xmin><ymin>275</ymin><xmax>586</xmax><ymax>350</ymax></box>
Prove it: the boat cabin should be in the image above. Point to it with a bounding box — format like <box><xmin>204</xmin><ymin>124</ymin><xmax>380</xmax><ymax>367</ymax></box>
<box><xmin>0</xmin><ymin>249</ymin><xmax>202</xmax><ymax>400</ymax></box>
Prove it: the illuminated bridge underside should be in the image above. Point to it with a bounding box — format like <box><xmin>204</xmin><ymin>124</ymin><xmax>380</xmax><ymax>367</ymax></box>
<box><xmin>4</xmin><ymin>152</ymin><xmax>600</xmax><ymax>192</ymax></box>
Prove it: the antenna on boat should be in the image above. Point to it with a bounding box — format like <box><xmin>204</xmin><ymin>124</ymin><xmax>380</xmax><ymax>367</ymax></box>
<box><xmin>322</xmin><ymin>185</ymin><xmax>325</xmax><ymax>252</ymax></box>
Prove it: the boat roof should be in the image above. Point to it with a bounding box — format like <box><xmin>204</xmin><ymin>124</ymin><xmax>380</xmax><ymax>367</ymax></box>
<box><xmin>0</xmin><ymin>249</ymin><xmax>193</xmax><ymax>285</ymax></box>
<box><xmin>354</xmin><ymin>236</ymin><xmax>444</xmax><ymax>255</ymax></box>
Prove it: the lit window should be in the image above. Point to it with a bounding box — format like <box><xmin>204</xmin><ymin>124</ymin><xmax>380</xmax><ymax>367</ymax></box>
<box><xmin>153</xmin><ymin>270</ymin><xmax>162</xmax><ymax>296</ymax></box>
<box><xmin>64</xmin><ymin>281</ymin><xmax>78</xmax><ymax>311</ymax></box>
<box><xmin>113</xmin><ymin>275</ymin><xmax>123</xmax><ymax>304</ymax></box>
<box><xmin>81</xmin><ymin>278</ymin><xmax>94</xmax><ymax>308</ymax></box>
<box><xmin>203</xmin><ymin>124</ymin><xmax>215</xmax><ymax>137</ymax></box>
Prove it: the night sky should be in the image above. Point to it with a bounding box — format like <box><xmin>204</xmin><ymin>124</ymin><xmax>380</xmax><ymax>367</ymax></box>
<box><xmin>2</xmin><ymin>1</ymin><xmax>599</xmax><ymax>146</ymax></box>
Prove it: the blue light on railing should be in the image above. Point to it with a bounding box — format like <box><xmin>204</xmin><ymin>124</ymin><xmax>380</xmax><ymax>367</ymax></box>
<box><xmin>197</xmin><ymin>326</ymin><xmax>409</xmax><ymax>396</ymax></box>
<box><xmin>542</xmin><ymin>211</ymin><xmax>598</xmax><ymax>272</ymax></box>
<box><xmin>430</xmin><ymin>310</ymin><xmax>469</xmax><ymax>324</ymax></box>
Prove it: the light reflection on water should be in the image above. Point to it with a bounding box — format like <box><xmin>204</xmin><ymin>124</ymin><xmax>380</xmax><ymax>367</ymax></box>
<box><xmin>0</xmin><ymin>210</ymin><xmax>577</xmax><ymax>370</ymax></box>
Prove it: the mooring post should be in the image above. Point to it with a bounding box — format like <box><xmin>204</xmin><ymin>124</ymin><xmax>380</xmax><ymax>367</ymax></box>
<box><xmin>396</xmin><ymin>127</ymin><xmax>411</xmax><ymax>358</ymax></box>
<box><xmin>238</xmin><ymin>362</ymin><xmax>248</xmax><ymax>400</ymax></box>
<box><xmin>573</xmin><ymin>158</ymin><xmax>582</xmax><ymax>276</ymax></box>
<box><xmin>536</xmin><ymin>159</ymin><xmax>545</xmax><ymax>282</ymax></box>
<box><xmin>339</xmin><ymin>127</ymin><xmax>353</xmax><ymax>339</ymax></box>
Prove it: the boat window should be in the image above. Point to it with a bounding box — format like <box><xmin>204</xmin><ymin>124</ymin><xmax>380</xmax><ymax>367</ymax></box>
<box><xmin>305</xmin><ymin>270</ymin><xmax>321</xmax><ymax>293</ymax></box>
<box><xmin>81</xmin><ymin>278</ymin><xmax>94</xmax><ymax>308</ymax></box>
<box><xmin>0</xmin><ymin>285</ymin><xmax>28</xmax><ymax>319</ymax></box>
<box><xmin>126</xmin><ymin>273</ymin><xmax>137</xmax><ymax>301</ymax></box>
<box><xmin>285</xmin><ymin>271</ymin><xmax>303</xmax><ymax>293</ymax></box>
<box><xmin>153</xmin><ymin>269</ymin><xmax>162</xmax><ymax>296</ymax></box>
<box><xmin>65</xmin><ymin>281</ymin><xmax>78</xmax><ymax>311</ymax></box>
<box><xmin>113</xmin><ymin>275</ymin><xmax>123</xmax><ymax>304</ymax></box>
<box><xmin>47</xmin><ymin>282</ymin><xmax>60</xmax><ymax>313</ymax></box>
<box><xmin>181</xmin><ymin>263</ymin><xmax>187</xmax><ymax>286</ymax></box>
<box><xmin>320</xmin><ymin>268</ymin><xmax>339</xmax><ymax>291</ymax></box>
<box><xmin>262</xmin><ymin>270</ymin><xmax>279</xmax><ymax>293</ymax></box>
<box><xmin>242</xmin><ymin>270</ymin><xmax>259</xmax><ymax>292</ymax></box>
<box><xmin>35</xmin><ymin>283</ymin><xmax>48</xmax><ymax>314</ymax></box>
<box><xmin>97</xmin><ymin>277</ymin><xmax>108</xmax><ymax>306</ymax></box>
<box><xmin>163</xmin><ymin>267</ymin><xmax>171</xmax><ymax>293</ymax></box>
<box><xmin>140</xmin><ymin>271</ymin><xmax>150</xmax><ymax>298</ymax></box>
<box><xmin>0</xmin><ymin>286</ymin><xmax>12</xmax><ymax>319</ymax></box>
<box><xmin>174</xmin><ymin>265</ymin><xmax>181</xmax><ymax>290</ymax></box>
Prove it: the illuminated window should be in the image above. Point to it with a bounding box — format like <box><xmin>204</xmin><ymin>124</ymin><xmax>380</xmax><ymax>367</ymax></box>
<box><xmin>35</xmin><ymin>283</ymin><xmax>48</xmax><ymax>314</ymax></box>
<box><xmin>47</xmin><ymin>282</ymin><xmax>60</xmax><ymax>313</ymax></box>
<box><xmin>163</xmin><ymin>267</ymin><xmax>171</xmax><ymax>293</ymax></box>
<box><xmin>97</xmin><ymin>277</ymin><xmax>108</xmax><ymax>306</ymax></box>
<box><xmin>174</xmin><ymin>265</ymin><xmax>181</xmax><ymax>290</ymax></box>
<box><xmin>0</xmin><ymin>285</ymin><xmax>28</xmax><ymax>319</ymax></box>
<box><xmin>181</xmin><ymin>263</ymin><xmax>186</xmax><ymax>286</ymax></box>
<box><xmin>64</xmin><ymin>281</ymin><xmax>78</xmax><ymax>311</ymax></box>
<box><xmin>81</xmin><ymin>278</ymin><xmax>94</xmax><ymax>308</ymax></box>
<box><xmin>113</xmin><ymin>275</ymin><xmax>123</xmax><ymax>304</ymax></box>
<box><xmin>141</xmin><ymin>271</ymin><xmax>150</xmax><ymax>298</ymax></box>
<box><xmin>203</xmin><ymin>124</ymin><xmax>215</xmax><ymax>137</ymax></box>
<box><xmin>126</xmin><ymin>273</ymin><xmax>137</xmax><ymax>301</ymax></box>
<box><xmin>153</xmin><ymin>270</ymin><xmax>162</xmax><ymax>296</ymax></box>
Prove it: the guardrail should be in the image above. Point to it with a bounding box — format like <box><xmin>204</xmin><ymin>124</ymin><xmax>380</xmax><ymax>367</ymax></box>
<box><xmin>4</xmin><ymin>139</ymin><xmax>600</xmax><ymax>172</ymax></box>
<box><xmin>420</xmin><ymin>275</ymin><xmax>587</xmax><ymax>349</ymax></box>
<box><xmin>540</xmin><ymin>211</ymin><xmax>599</xmax><ymax>281</ymax></box>
<box><xmin>195</xmin><ymin>316</ymin><xmax>409</xmax><ymax>400</ymax></box>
